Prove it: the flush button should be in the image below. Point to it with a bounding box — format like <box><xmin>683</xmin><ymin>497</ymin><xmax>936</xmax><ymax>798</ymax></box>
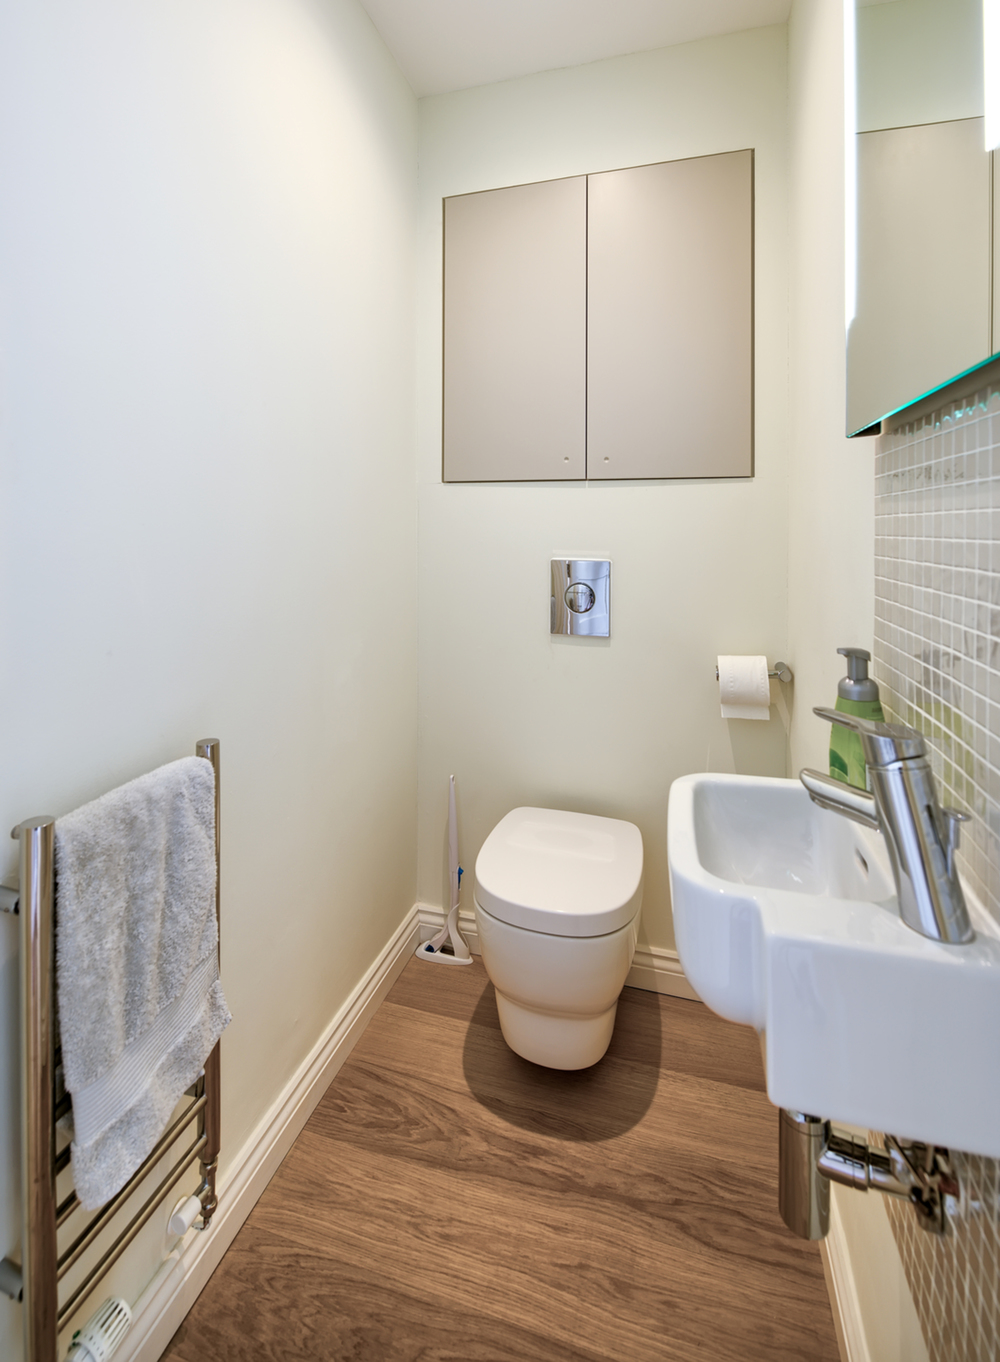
<box><xmin>564</xmin><ymin>583</ymin><xmax>596</xmax><ymax>614</ymax></box>
<box><xmin>550</xmin><ymin>559</ymin><xmax>611</xmax><ymax>637</ymax></box>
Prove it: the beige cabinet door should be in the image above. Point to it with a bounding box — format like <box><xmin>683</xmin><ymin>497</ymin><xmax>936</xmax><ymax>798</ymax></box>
<box><xmin>586</xmin><ymin>151</ymin><xmax>754</xmax><ymax>480</ymax></box>
<box><xmin>443</xmin><ymin>176</ymin><xmax>587</xmax><ymax>482</ymax></box>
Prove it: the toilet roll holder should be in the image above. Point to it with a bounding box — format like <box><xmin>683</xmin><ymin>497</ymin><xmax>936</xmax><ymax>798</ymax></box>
<box><xmin>715</xmin><ymin>661</ymin><xmax>793</xmax><ymax>683</ymax></box>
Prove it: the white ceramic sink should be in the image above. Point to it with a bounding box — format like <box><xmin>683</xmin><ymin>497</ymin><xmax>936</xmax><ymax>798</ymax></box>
<box><xmin>667</xmin><ymin>772</ymin><xmax>1000</xmax><ymax>1158</ymax></box>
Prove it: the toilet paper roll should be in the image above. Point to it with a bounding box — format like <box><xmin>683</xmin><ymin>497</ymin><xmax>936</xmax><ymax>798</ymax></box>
<box><xmin>718</xmin><ymin>655</ymin><xmax>771</xmax><ymax>720</ymax></box>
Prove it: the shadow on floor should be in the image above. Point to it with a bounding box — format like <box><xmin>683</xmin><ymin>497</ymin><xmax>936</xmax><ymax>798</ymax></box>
<box><xmin>461</xmin><ymin>977</ymin><xmax>662</xmax><ymax>1142</ymax></box>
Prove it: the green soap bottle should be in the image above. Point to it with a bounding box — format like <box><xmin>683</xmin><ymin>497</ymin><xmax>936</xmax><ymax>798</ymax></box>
<box><xmin>830</xmin><ymin>647</ymin><xmax>885</xmax><ymax>789</ymax></box>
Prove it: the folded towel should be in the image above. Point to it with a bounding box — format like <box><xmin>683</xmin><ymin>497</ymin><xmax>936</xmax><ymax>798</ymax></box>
<box><xmin>55</xmin><ymin>756</ymin><xmax>231</xmax><ymax>1210</ymax></box>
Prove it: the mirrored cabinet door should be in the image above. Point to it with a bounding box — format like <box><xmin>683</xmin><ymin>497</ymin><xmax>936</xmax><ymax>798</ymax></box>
<box><xmin>848</xmin><ymin>118</ymin><xmax>990</xmax><ymax>435</ymax></box>
<box><xmin>847</xmin><ymin>0</ymin><xmax>993</xmax><ymax>435</ymax></box>
<box><xmin>442</xmin><ymin>176</ymin><xmax>587</xmax><ymax>482</ymax></box>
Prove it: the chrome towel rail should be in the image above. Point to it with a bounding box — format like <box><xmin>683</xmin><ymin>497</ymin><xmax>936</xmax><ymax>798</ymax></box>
<box><xmin>0</xmin><ymin>739</ymin><xmax>223</xmax><ymax>1361</ymax></box>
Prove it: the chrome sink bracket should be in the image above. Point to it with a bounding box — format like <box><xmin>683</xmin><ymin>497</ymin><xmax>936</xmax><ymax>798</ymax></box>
<box><xmin>887</xmin><ymin>1137</ymin><xmax>959</xmax><ymax>1235</ymax></box>
<box><xmin>801</xmin><ymin>708</ymin><xmax>974</xmax><ymax>945</ymax></box>
<box><xmin>779</xmin><ymin>1109</ymin><xmax>958</xmax><ymax>1240</ymax></box>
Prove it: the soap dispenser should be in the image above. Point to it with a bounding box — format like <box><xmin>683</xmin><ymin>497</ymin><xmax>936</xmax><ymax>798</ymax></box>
<box><xmin>830</xmin><ymin>647</ymin><xmax>885</xmax><ymax>789</ymax></box>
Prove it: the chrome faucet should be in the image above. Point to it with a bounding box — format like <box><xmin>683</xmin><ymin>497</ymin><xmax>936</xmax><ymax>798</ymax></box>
<box><xmin>800</xmin><ymin>708</ymin><xmax>973</xmax><ymax>945</ymax></box>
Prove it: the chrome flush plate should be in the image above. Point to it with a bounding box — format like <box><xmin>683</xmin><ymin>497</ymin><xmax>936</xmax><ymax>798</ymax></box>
<box><xmin>550</xmin><ymin>559</ymin><xmax>611</xmax><ymax>637</ymax></box>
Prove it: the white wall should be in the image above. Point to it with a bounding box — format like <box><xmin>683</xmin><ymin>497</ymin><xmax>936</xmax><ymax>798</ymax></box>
<box><xmin>787</xmin><ymin>0</ymin><xmax>877</xmax><ymax>775</ymax></box>
<box><xmin>787</xmin><ymin>3</ymin><xmax>923</xmax><ymax>1357</ymax></box>
<box><xmin>857</xmin><ymin>0</ymin><xmax>982</xmax><ymax>132</ymax></box>
<box><xmin>416</xmin><ymin>28</ymin><xmax>791</xmax><ymax>954</ymax></box>
<box><xmin>0</xmin><ymin>0</ymin><xmax>416</xmax><ymax>1350</ymax></box>
<box><xmin>829</xmin><ymin>1183</ymin><xmax>930</xmax><ymax>1362</ymax></box>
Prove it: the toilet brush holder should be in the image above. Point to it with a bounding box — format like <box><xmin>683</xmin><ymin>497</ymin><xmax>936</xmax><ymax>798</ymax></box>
<box><xmin>415</xmin><ymin>904</ymin><xmax>473</xmax><ymax>965</ymax></box>
<box><xmin>416</xmin><ymin>775</ymin><xmax>474</xmax><ymax>965</ymax></box>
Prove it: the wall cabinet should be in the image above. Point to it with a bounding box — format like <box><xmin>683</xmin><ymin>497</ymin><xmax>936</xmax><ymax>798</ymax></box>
<box><xmin>442</xmin><ymin>150</ymin><xmax>754</xmax><ymax>483</ymax></box>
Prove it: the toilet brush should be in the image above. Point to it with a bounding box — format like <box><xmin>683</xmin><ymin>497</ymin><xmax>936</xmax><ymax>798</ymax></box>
<box><xmin>416</xmin><ymin>775</ymin><xmax>473</xmax><ymax>966</ymax></box>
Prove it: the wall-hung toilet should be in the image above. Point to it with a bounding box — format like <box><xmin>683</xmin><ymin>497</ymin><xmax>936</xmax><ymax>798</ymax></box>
<box><xmin>474</xmin><ymin>807</ymin><xmax>644</xmax><ymax>1069</ymax></box>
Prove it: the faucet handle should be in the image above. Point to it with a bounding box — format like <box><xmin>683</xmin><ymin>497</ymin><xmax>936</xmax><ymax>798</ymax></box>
<box><xmin>941</xmin><ymin>808</ymin><xmax>970</xmax><ymax>880</ymax></box>
<box><xmin>812</xmin><ymin>707</ymin><xmax>927</xmax><ymax>765</ymax></box>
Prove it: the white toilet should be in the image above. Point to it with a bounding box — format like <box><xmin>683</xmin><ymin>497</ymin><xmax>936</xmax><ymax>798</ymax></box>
<box><xmin>473</xmin><ymin>806</ymin><xmax>644</xmax><ymax>1070</ymax></box>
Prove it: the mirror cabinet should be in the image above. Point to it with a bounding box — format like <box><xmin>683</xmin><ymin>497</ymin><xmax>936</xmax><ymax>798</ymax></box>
<box><xmin>848</xmin><ymin>0</ymin><xmax>995</xmax><ymax>435</ymax></box>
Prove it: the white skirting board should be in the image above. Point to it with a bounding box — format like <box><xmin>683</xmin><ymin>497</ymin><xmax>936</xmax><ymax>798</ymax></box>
<box><xmin>114</xmin><ymin>905</ymin><xmax>421</xmax><ymax>1362</ymax></box>
<box><xmin>819</xmin><ymin>1198</ymin><xmax>870</xmax><ymax>1362</ymax></box>
<box><xmin>626</xmin><ymin>943</ymin><xmax>700</xmax><ymax>1001</ymax></box>
<box><xmin>416</xmin><ymin>903</ymin><xmax>700</xmax><ymax>1001</ymax></box>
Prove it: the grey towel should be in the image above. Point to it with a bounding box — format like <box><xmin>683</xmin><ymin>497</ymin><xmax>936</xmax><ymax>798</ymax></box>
<box><xmin>55</xmin><ymin>756</ymin><xmax>231</xmax><ymax>1210</ymax></box>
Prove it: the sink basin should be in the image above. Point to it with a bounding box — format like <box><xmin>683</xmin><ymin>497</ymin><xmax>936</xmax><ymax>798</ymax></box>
<box><xmin>668</xmin><ymin>772</ymin><xmax>1000</xmax><ymax>1157</ymax></box>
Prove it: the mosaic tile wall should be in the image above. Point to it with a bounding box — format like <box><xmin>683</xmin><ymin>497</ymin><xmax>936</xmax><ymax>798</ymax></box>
<box><xmin>874</xmin><ymin>371</ymin><xmax>1000</xmax><ymax>1362</ymax></box>
<box><xmin>875</xmin><ymin>376</ymin><xmax>1000</xmax><ymax>923</ymax></box>
<box><xmin>880</xmin><ymin>1153</ymin><xmax>1000</xmax><ymax>1362</ymax></box>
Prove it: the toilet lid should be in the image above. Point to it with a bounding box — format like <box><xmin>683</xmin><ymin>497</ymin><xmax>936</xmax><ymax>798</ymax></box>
<box><xmin>474</xmin><ymin>807</ymin><xmax>643</xmax><ymax>937</ymax></box>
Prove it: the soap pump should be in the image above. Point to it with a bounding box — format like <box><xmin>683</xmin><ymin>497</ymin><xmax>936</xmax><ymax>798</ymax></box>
<box><xmin>830</xmin><ymin>647</ymin><xmax>885</xmax><ymax>789</ymax></box>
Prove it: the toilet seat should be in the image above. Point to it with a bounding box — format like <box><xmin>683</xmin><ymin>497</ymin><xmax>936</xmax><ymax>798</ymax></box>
<box><xmin>474</xmin><ymin>807</ymin><xmax>643</xmax><ymax>938</ymax></box>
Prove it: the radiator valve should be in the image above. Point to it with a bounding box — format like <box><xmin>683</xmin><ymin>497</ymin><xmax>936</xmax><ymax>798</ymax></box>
<box><xmin>66</xmin><ymin>1297</ymin><xmax>132</xmax><ymax>1362</ymax></box>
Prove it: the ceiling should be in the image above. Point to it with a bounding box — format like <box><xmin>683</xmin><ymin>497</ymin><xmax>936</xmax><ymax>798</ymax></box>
<box><xmin>357</xmin><ymin>0</ymin><xmax>795</xmax><ymax>98</ymax></box>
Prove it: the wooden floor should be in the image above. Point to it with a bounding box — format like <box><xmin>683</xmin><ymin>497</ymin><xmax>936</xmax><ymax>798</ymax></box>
<box><xmin>162</xmin><ymin>959</ymin><xmax>840</xmax><ymax>1362</ymax></box>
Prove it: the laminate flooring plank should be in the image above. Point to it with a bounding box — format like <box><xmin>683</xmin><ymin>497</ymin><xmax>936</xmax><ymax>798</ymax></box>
<box><xmin>305</xmin><ymin>1058</ymin><xmax>810</xmax><ymax>1274</ymax></box>
<box><xmin>388</xmin><ymin>965</ymin><xmax>766</xmax><ymax>1093</ymax></box>
<box><xmin>311</xmin><ymin>1040</ymin><xmax>784</xmax><ymax>1211</ymax></box>
<box><xmin>162</xmin><ymin>958</ymin><xmax>838</xmax><ymax>1362</ymax></box>
<box><xmin>164</xmin><ymin>1242</ymin><xmax>620</xmax><ymax>1362</ymax></box>
<box><xmin>606</xmin><ymin>988</ymin><xmax>753</xmax><ymax>1082</ymax></box>
<box><xmin>327</xmin><ymin>1000</ymin><xmax>776</xmax><ymax>1176</ymax></box>
<box><xmin>253</xmin><ymin>1129</ymin><xmax>831</xmax><ymax>1362</ymax></box>
<box><xmin>383</xmin><ymin>956</ymin><xmax>501</xmax><ymax>1027</ymax></box>
<box><xmin>282</xmin><ymin>1120</ymin><xmax>816</xmax><ymax>1301</ymax></box>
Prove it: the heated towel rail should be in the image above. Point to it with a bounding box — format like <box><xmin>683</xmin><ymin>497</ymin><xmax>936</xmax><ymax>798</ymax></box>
<box><xmin>0</xmin><ymin>740</ymin><xmax>223</xmax><ymax>1362</ymax></box>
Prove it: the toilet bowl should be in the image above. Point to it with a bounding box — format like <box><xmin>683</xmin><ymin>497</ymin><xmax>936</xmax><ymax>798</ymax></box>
<box><xmin>474</xmin><ymin>807</ymin><xmax>643</xmax><ymax>1070</ymax></box>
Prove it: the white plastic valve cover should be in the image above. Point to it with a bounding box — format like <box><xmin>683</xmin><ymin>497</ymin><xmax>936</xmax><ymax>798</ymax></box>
<box><xmin>474</xmin><ymin>807</ymin><xmax>643</xmax><ymax>937</ymax></box>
